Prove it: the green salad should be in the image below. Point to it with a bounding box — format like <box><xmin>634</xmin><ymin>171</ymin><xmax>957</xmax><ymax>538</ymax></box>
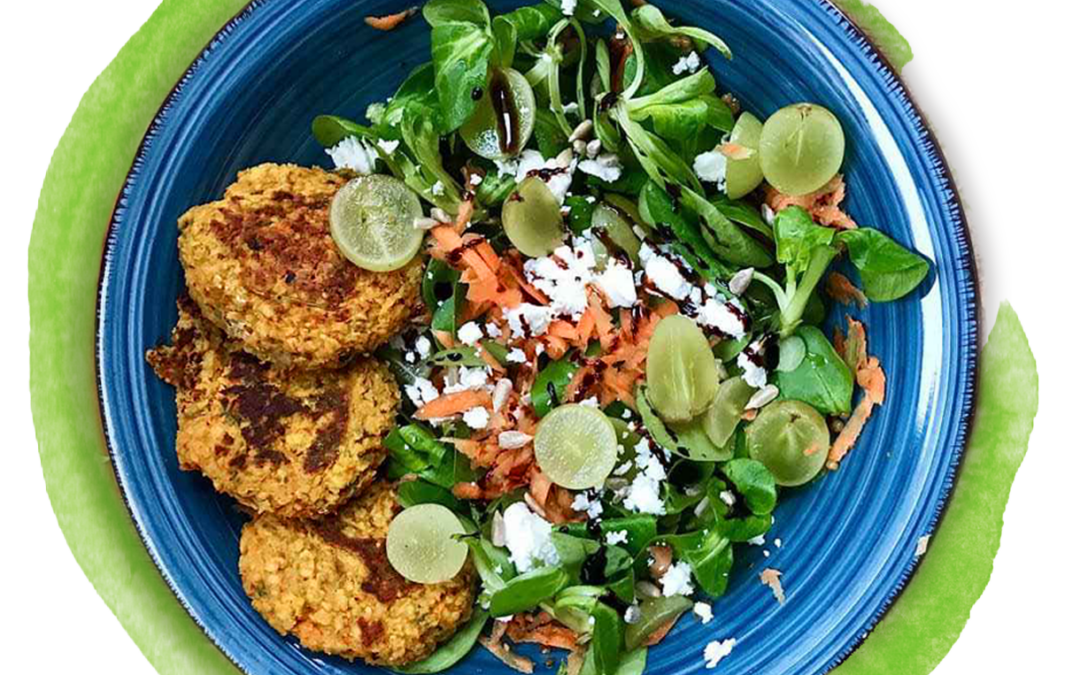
<box><xmin>313</xmin><ymin>1</ymin><xmax>931</xmax><ymax>673</ymax></box>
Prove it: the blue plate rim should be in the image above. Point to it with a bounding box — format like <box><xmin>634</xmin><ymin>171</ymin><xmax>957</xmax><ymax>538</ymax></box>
<box><xmin>93</xmin><ymin>1</ymin><xmax>982</xmax><ymax>673</ymax></box>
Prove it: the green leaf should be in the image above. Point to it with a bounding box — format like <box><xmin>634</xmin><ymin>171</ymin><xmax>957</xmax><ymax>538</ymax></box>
<box><xmin>589</xmin><ymin>603</ymin><xmax>625</xmax><ymax>675</ymax></box>
<box><xmin>566</xmin><ymin>195</ymin><xmax>600</xmax><ymax>235</ymax></box>
<box><xmin>534</xmin><ymin>107</ymin><xmax>571</xmax><ymax>158</ymax></box>
<box><xmin>489</xmin><ymin>565</ymin><xmax>571</xmax><ymax>616</ymax></box>
<box><xmin>397</xmin><ymin>479</ymin><xmax>461</xmax><ymax>511</ymax></box>
<box><xmin>625</xmin><ymin>596</ymin><xmax>692</xmax><ymax>649</ymax></box>
<box><xmin>632</xmin><ymin>4</ymin><xmax>732</xmax><ymax>59</ymax></box>
<box><xmin>561</xmin><ymin>517</ymin><xmax>659</xmax><ymax>557</ymax></box>
<box><xmin>431</xmin><ymin>21</ymin><xmax>495</xmax><ymax>133</ymax></box>
<box><xmin>664</xmin><ymin>528</ymin><xmax>734</xmax><ymax>597</ymax></box>
<box><xmin>381</xmin><ymin>63</ymin><xmax>442</xmax><ymax>135</ymax></box>
<box><xmin>722</xmin><ymin>459</ymin><xmax>777</xmax><ymax>515</ymax></box>
<box><xmin>682</xmin><ymin>190</ymin><xmax>774</xmax><ymax>268</ymax></box>
<box><xmin>423</xmin><ymin>0</ymin><xmax>490</xmax><ymax>27</ymax></box>
<box><xmin>838</xmin><ymin>227</ymin><xmax>930</xmax><ymax>302</ymax></box>
<box><xmin>392</xmin><ymin>610</ymin><xmax>490</xmax><ymax>674</ymax></box>
<box><xmin>711</xmin><ymin>193</ymin><xmax>772</xmax><ymax>239</ymax></box>
<box><xmin>311</xmin><ymin>114</ymin><xmax>376</xmax><ymax>147</ymax></box>
<box><xmin>462</xmin><ymin>536</ymin><xmax>514</xmax><ymax>593</ymax></box>
<box><xmin>638</xmin><ymin>182</ymin><xmax>734</xmax><ymax>280</ymax></box>
<box><xmin>627</xmin><ymin>69</ymin><xmax>716</xmax><ymax>111</ymax></box>
<box><xmin>531</xmin><ymin>355</ymin><xmax>581</xmax><ymax>417</ymax></box>
<box><xmin>774</xmin><ymin>206</ymin><xmax>837</xmax><ymax>274</ymax></box>
<box><xmin>775</xmin><ymin>325</ymin><xmax>856</xmax><ymax>415</ymax></box>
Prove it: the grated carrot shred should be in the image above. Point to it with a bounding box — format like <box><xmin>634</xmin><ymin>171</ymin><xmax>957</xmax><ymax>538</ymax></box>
<box><xmin>364</xmin><ymin>7</ymin><xmax>417</xmax><ymax>31</ymax></box>
<box><xmin>826</xmin><ymin>272</ymin><xmax>869</xmax><ymax>309</ymax></box>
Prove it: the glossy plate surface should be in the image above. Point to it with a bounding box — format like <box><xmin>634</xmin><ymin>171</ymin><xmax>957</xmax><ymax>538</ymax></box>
<box><xmin>97</xmin><ymin>1</ymin><xmax>978</xmax><ymax>674</ymax></box>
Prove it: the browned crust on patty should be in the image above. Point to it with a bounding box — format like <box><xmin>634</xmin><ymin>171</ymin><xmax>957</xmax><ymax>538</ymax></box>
<box><xmin>147</xmin><ymin>298</ymin><xmax>399</xmax><ymax>519</ymax></box>
<box><xmin>239</xmin><ymin>481</ymin><xmax>476</xmax><ymax>666</ymax></box>
<box><xmin>178</xmin><ymin>163</ymin><xmax>423</xmax><ymax>369</ymax></box>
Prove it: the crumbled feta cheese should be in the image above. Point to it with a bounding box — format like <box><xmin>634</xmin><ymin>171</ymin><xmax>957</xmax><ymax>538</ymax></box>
<box><xmin>485</xmin><ymin>322</ymin><xmax>502</xmax><ymax>338</ymax></box>
<box><xmin>443</xmin><ymin>366</ymin><xmax>491</xmax><ymax>394</ymax></box>
<box><xmin>606</xmin><ymin>530</ymin><xmax>630</xmax><ymax>546</ymax></box>
<box><xmin>376</xmin><ymin>139</ymin><xmax>400</xmax><ymax>155</ymax></box>
<box><xmin>431</xmin><ymin>180</ymin><xmax>446</xmax><ymax>196</ymax></box>
<box><xmin>673</xmin><ymin>51</ymin><xmax>702</xmax><ymax>75</ymax></box>
<box><xmin>405</xmin><ymin>351</ymin><xmax>417</xmax><ymax>364</ymax></box>
<box><xmin>470</xmin><ymin>173</ymin><xmax>484</xmax><ymax>186</ymax></box>
<box><xmin>693</xmin><ymin>602</ymin><xmax>714</xmax><ymax>624</ymax></box>
<box><xmin>640</xmin><ymin>244</ymin><xmax>693</xmax><ymax>301</ymax></box>
<box><xmin>747</xmin><ymin>534</ymin><xmax>766</xmax><ymax>546</ymax></box>
<box><xmin>693</xmin><ymin>150</ymin><xmax>728</xmax><ymax>186</ymax></box>
<box><xmin>580</xmin><ymin>396</ymin><xmax>600</xmax><ymax>408</ymax></box>
<box><xmin>524</xmin><ymin>238</ymin><xmax>597</xmax><ymax>320</ymax></box>
<box><xmin>507</xmin><ymin>348</ymin><xmax>528</xmax><ymax>364</ymax></box>
<box><xmin>738</xmin><ymin>352</ymin><xmax>769</xmax><ymax>388</ymax></box>
<box><xmin>404</xmin><ymin>377</ymin><xmax>440</xmax><ymax>408</ymax></box>
<box><xmin>703</xmin><ymin>283</ymin><xmax>718</xmax><ymax>298</ymax></box>
<box><xmin>414</xmin><ymin>335</ymin><xmax>432</xmax><ymax>359</ymax></box>
<box><xmin>463</xmin><ymin>406</ymin><xmax>491</xmax><ymax>430</ymax></box>
<box><xmin>561</xmin><ymin>0</ymin><xmax>577</xmax><ymax>16</ymax></box>
<box><xmin>774</xmin><ymin>538</ymin><xmax>783</xmax><ymax>548</ymax></box>
<box><xmin>457</xmin><ymin>321</ymin><xmax>484</xmax><ymax>345</ymax></box>
<box><xmin>621</xmin><ymin>439</ymin><xmax>666</xmax><ymax>515</ymax></box>
<box><xmin>571</xmin><ymin>492</ymin><xmax>604</xmax><ymax>519</ymax></box>
<box><xmin>704</xmin><ymin>639</ymin><xmax>737</xmax><ymax>669</ymax></box>
<box><xmin>697</xmin><ymin>298</ymin><xmax>748</xmax><ymax>339</ymax></box>
<box><xmin>594</xmin><ymin>262</ymin><xmax>638</xmax><ymax>308</ymax></box>
<box><xmin>612</xmin><ymin>461</ymin><xmax>633</xmax><ymax>477</ymax></box>
<box><xmin>327</xmin><ymin>136</ymin><xmax>379</xmax><ymax>174</ymax></box>
<box><xmin>578</xmin><ymin>153</ymin><xmax>623</xmax><ymax>183</ymax></box>
<box><xmin>495</xmin><ymin>157</ymin><xmax>520</xmax><ymax>178</ymax></box>
<box><xmin>499</xmin><ymin>431</ymin><xmax>533</xmax><ymax>450</ymax></box>
<box><xmin>515</xmin><ymin>149</ymin><xmax>577</xmax><ymax>204</ymax></box>
<box><xmin>503</xmin><ymin>502</ymin><xmax>561</xmax><ymax>573</ymax></box>
<box><xmin>562</xmin><ymin>101</ymin><xmax>580</xmax><ymax>116</ymax></box>
<box><xmin>659</xmin><ymin>561</ymin><xmax>695</xmax><ymax>597</ymax></box>
<box><xmin>504</xmin><ymin>303</ymin><xmax>555</xmax><ymax>339</ymax></box>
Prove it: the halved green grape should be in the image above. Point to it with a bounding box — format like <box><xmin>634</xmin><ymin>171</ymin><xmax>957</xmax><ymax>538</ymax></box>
<box><xmin>776</xmin><ymin>335</ymin><xmax>807</xmax><ymax>373</ymax></box>
<box><xmin>503</xmin><ymin>177</ymin><xmax>566</xmax><ymax>257</ymax></box>
<box><xmin>591</xmin><ymin>201</ymin><xmax>642</xmax><ymax>266</ymax></box>
<box><xmin>386</xmin><ymin>503</ymin><xmax>468</xmax><ymax>584</ymax></box>
<box><xmin>759</xmin><ymin>103</ymin><xmax>846</xmax><ymax>196</ymax></box>
<box><xmin>330</xmin><ymin>174</ymin><xmax>424</xmax><ymax>272</ymax></box>
<box><xmin>725</xmin><ymin>112</ymin><xmax>765</xmax><ymax>199</ymax></box>
<box><xmin>534</xmin><ymin>404</ymin><xmax>619</xmax><ymax>489</ymax></box>
<box><xmin>746</xmin><ymin>400</ymin><xmax>831</xmax><ymax>487</ymax></box>
<box><xmin>646</xmin><ymin>315</ymin><xmax>720</xmax><ymax>423</ymax></box>
<box><xmin>702</xmin><ymin>376</ymin><xmax>756</xmax><ymax>448</ymax></box>
<box><xmin>461</xmin><ymin>68</ymin><xmax>537</xmax><ymax>160</ymax></box>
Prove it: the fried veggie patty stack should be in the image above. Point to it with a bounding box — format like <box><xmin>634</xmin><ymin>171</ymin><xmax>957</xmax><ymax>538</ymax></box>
<box><xmin>148</xmin><ymin>299</ymin><xmax>399</xmax><ymax>519</ymax></box>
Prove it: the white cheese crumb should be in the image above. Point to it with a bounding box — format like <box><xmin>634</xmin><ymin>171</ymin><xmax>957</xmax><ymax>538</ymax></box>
<box><xmin>693</xmin><ymin>150</ymin><xmax>728</xmax><ymax>186</ymax></box>
<box><xmin>693</xmin><ymin>602</ymin><xmax>714</xmax><ymax>624</ymax></box>
<box><xmin>774</xmin><ymin>538</ymin><xmax>783</xmax><ymax>548</ymax></box>
<box><xmin>485</xmin><ymin>322</ymin><xmax>502</xmax><ymax>338</ymax></box>
<box><xmin>327</xmin><ymin>136</ymin><xmax>379</xmax><ymax>174</ymax></box>
<box><xmin>578</xmin><ymin>153</ymin><xmax>624</xmax><ymax>183</ymax></box>
<box><xmin>640</xmin><ymin>244</ymin><xmax>693</xmax><ymax>301</ymax></box>
<box><xmin>571</xmin><ymin>492</ymin><xmax>604</xmax><ymax>519</ymax></box>
<box><xmin>431</xmin><ymin>180</ymin><xmax>446</xmax><ymax>196</ymax></box>
<box><xmin>404</xmin><ymin>377</ymin><xmax>440</xmax><ymax>408</ymax></box>
<box><xmin>659</xmin><ymin>561</ymin><xmax>695</xmax><ymax>597</ymax></box>
<box><xmin>594</xmin><ymin>262</ymin><xmax>638</xmax><ymax>308</ymax></box>
<box><xmin>503</xmin><ymin>502</ymin><xmax>561</xmax><ymax>573</ymax></box>
<box><xmin>515</xmin><ymin>149</ymin><xmax>576</xmax><ymax>204</ymax></box>
<box><xmin>580</xmin><ymin>396</ymin><xmax>600</xmax><ymax>408</ymax></box>
<box><xmin>457</xmin><ymin>321</ymin><xmax>484</xmax><ymax>346</ymax></box>
<box><xmin>495</xmin><ymin>157</ymin><xmax>520</xmax><ymax>178</ymax></box>
<box><xmin>504</xmin><ymin>303</ymin><xmax>555</xmax><ymax>339</ymax></box>
<box><xmin>376</xmin><ymin>139</ymin><xmax>400</xmax><ymax>155</ymax></box>
<box><xmin>470</xmin><ymin>173</ymin><xmax>484</xmax><ymax>186</ymax></box>
<box><xmin>747</xmin><ymin>534</ymin><xmax>766</xmax><ymax>546</ymax></box>
<box><xmin>414</xmin><ymin>335</ymin><xmax>432</xmax><ymax>359</ymax></box>
<box><xmin>738</xmin><ymin>352</ymin><xmax>769</xmax><ymax>389</ymax></box>
<box><xmin>561</xmin><ymin>0</ymin><xmax>577</xmax><ymax>16</ymax></box>
<box><xmin>524</xmin><ymin>238</ymin><xmax>597</xmax><ymax>320</ymax></box>
<box><xmin>673</xmin><ymin>51</ymin><xmax>702</xmax><ymax>75</ymax></box>
<box><xmin>697</xmin><ymin>298</ymin><xmax>748</xmax><ymax>339</ymax></box>
<box><xmin>704</xmin><ymin>639</ymin><xmax>737</xmax><ymax>669</ymax></box>
<box><xmin>562</xmin><ymin>101</ymin><xmax>580</xmax><ymax>116</ymax></box>
<box><xmin>606</xmin><ymin>530</ymin><xmax>630</xmax><ymax>546</ymax></box>
<box><xmin>507</xmin><ymin>348</ymin><xmax>528</xmax><ymax>364</ymax></box>
<box><xmin>463</xmin><ymin>406</ymin><xmax>491</xmax><ymax>430</ymax></box>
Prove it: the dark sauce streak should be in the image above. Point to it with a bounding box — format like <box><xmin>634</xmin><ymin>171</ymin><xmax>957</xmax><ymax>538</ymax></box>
<box><xmin>726</xmin><ymin>302</ymin><xmax>753</xmax><ymax>334</ymax></box>
<box><xmin>546</xmin><ymin>381</ymin><xmax>558</xmax><ymax>405</ymax></box>
<box><xmin>598</xmin><ymin>92</ymin><xmax>618</xmax><ymax>112</ymax></box>
<box><xmin>581</xmin><ymin>546</ymin><xmax>609</xmax><ymax>586</ymax></box>
<box><xmin>471</xmin><ymin>86</ymin><xmax>485</xmax><ymax>101</ymax></box>
<box><xmin>447</xmin><ymin>238</ymin><xmax>486</xmax><ymax>265</ymax></box>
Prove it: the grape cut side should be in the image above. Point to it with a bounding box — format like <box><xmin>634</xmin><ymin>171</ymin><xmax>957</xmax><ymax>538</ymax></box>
<box><xmin>534</xmin><ymin>404</ymin><xmax>619</xmax><ymax>489</ymax></box>
<box><xmin>759</xmin><ymin>103</ymin><xmax>846</xmax><ymax>197</ymax></box>
<box><xmin>386</xmin><ymin>503</ymin><xmax>468</xmax><ymax>584</ymax></box>
<box><xmin>330</xmin><ymin>174</ymin><xmax>424</xmax><ymax>272</ymax></box>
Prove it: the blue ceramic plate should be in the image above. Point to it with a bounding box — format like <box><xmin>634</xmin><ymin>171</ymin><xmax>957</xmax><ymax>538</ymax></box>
<box><xmin>97</xmin><ymin>1</ymin><xmax>978</xmax><ymax>674</ymax></box>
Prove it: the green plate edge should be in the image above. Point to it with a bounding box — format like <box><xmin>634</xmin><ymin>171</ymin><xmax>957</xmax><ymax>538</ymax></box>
<box><xmin>25</xmin><ymin>1</ymin><xmax>1033</xmax><ymax>674</ymax></box>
